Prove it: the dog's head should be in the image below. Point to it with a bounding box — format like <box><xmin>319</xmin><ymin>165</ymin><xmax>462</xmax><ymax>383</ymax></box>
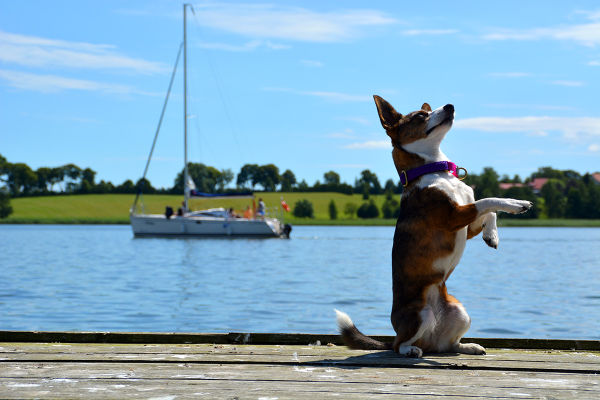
<box><xmin>373</xmin><ymin>95</ymin><xmax>454</xmax><ymax>174</ymax></box>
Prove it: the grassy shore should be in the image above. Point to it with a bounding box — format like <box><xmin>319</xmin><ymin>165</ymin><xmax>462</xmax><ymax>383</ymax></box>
<box><xmin>2</xmin><ymin>193</ymin><xmax>600</xmax><ymax>227</ymax></box>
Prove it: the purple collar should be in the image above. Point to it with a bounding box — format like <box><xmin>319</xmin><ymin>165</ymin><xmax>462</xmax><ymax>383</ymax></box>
<box><xmin>400</xmin><ymin>161</ymin><xmax>467</xmax><ymax>187</ymax></box>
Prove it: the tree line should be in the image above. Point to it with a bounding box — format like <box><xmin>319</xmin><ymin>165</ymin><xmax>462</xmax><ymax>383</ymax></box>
<box><xmin>462</xmin><ymin>166</ymin><xmax>600</xmax><ymax>219</ymax></box>
<box><xmin>0</xmin><ymin>154</ymin><xmax>394</xmax><ymax>197</ymax></box>
<box><xmin>1</xmin><ymin>153</ymin><xmax>599</xmax><ymax>219</ymax></box>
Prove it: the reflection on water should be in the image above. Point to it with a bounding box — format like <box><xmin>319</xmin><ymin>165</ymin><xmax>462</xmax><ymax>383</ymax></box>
<box><xmin>0</xmin><ymin>224</ymin><xmax>598</xmax><ymax>339</ymax></box>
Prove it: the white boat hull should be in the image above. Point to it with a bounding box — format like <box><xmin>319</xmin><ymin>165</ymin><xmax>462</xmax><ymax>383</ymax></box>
<box><xmin>130</xmin><ymin>213</ymin><xmax>288</xmax><ymax>238</ymax></box>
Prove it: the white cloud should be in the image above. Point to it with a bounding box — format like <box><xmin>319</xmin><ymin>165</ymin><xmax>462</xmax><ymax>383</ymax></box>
<box><xmin>303</xmin><ymin>91</ymin><xmax>371</xmax><ymax>102</ymax></box>
<box><xmin>336</xmin><ymin>116</ymin><xmax>371</xmax><ymax>125</ymax></box>
<box><xmin>589</xmin><ymin>143</ymin><xmax>600</xmax><ymax>152</ymax></box>
<box><xmin>191</xmin><ymin>3</ymin><xmax>396</xmax><ymax>42</ymax></box>
<box><xmin>0</xmin><ymin>30</ymin><xmax>166</xmax><ymax>74</ymax></box>
<box><xmin>483</xmin><ymin>22</ymin><xmax>600</xmax><ymax>47</ymax></box>
<box><xmin>262</xmin><ymin>87</ymin><xmax>370</xmax><ymax>102</ymax></box>
<box><xmin>329</xmin><ymin>163</ymin><xmax>370</xmax><ymax>169</ymax></box>
<box><xmin>574</xmin><ymin>9</ymin><xmax>600</xmax><ymax>21</ymax></box>
<box><xmin>261</xmin><ymin>86</ymin><xmax>292</xmax><ymax>93</ymax></box>
<box><xmin>328</xmin><ymin>133</ymin><xmax>355</xmax><ymax>139</ymax></box>
<box><xmin>196</xmin><ymin>39</ymin><xmax>289</xmax><ymax>52</ymax></box>
<box><xmin>344</xmin><ymin>140</ymin><xmax>390</xmax><ymax>149</ymax></box>
<box><xmin>0</xmin><ymin>69</ymin><xmax>155</xmax><ymax>95</ymax></box>
<box><xmin>551</xmin><ymin>80</ymin><xmax>585</xmax><ymax>87</ymax></box>
<box><xmin>328</xmin><ymin>130</ymin><xmax>356</xmax><ymax>139</ymax></box>
<box><xmin>529</xmin><ymin>130</ymin><xmax>549</xmax><ymax>137</ymax></box>
<box><xmin>484</xmin><ymin>103</ymin><xmax>575</xmax><ymax>111</ymax></box>
<box><xmin>301</xmin><ymin>59</ymin><xmax>324</xmax><ymax>68</ymax></box>
<box><xmin>488</xmin><ymin>72</ymin><xmax>531</xmax><ymax>78</ymax></box>
<box><xmin>455</xmin><ymin>116</ymin><xmax>600</xmax><ymax>140</ymax></box>
<box><xmin>401</xmin><ymin>29</ymin><xmax>459</xmax><ymax>36</ymax></box>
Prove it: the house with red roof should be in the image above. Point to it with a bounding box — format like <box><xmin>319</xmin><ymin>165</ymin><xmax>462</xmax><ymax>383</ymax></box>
<box><xmin>499</xmin><ymin>178</ymin><xmax>548</xmax><ymax>194</ymax></box>
<box><xmin>528</xmin><ymin>178</ymin><xmax>549</xmax><ymax>194</ymax></box>
<box><xmin>499</xmin><ymin>173</ymin><xmax>600</xmax><ymax>195</ymax></box>
<box><xmin>498</xmin><ymin>183</ymin><xmax>525</xmax><ymax>191</ymax></box>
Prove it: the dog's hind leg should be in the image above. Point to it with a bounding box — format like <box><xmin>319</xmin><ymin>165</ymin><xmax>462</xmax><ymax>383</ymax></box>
<box><xmin>453</xmin><ymin>341</ymin><xmax>486</xmax><ymax>355</ymax></box>
<box><xmin>438</xmin><ymin>299</ymin><xmax>486</xmax><ymax>355</ymax></box>
<box><xmin>392</xmin><ymin>306</ymin><xmax>436</xmax><ymax>358</ymax></box>
<box><xmin>448</xmin><ymin>308</ymin><xmax>486</xmax><ymax>355</ymax></box>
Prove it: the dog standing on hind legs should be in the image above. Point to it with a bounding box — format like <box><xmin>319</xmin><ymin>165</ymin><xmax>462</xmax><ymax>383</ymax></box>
<box><xmin>335</xmin><ymin>96</ymin><xmax>532</xmax><ymax>358</ymax></box>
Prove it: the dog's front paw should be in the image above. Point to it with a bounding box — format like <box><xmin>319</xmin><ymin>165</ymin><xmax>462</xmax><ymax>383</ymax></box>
<box><xmin>483</xmin><ymin>232</ymin><xmax>498</xmax><ymax>249</ymax></box>
<box><xmin>482</xmin><ymin>222</ymin><xmax>499</xmax><ymax>249</ymax></box>
<box><xmin>504</xmin><ymin>199</ymin><xmax>533</xmax><ymax>214</ymax></box>
<box><xmin>398</xmin><ymin>345</ymin><xmax>423</xmax><ymax>358</ymax></box>
<box><xmin>482</xmin><ymin>213</ymin><xmax>498</xmax><ymax>249</ymax></box>
<box><xmin>454</xmin><ymin>343</ymin><xmax>486</xmax><ymax>355</ymax></box>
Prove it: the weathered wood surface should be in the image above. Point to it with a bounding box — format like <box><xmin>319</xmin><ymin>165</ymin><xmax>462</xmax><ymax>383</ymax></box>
<box><xmin>2</xmin><ymin>330</ymin><xmax>599</xmax><ymax>351</ymax></box>
<box><xmin>1</xmin><ymin>341</ymin><xmax>599</xmax><ymax>399</ymax></box>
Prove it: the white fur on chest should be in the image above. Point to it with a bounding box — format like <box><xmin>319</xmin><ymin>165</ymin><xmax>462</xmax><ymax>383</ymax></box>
<box><xmin>415</xmin><ymin>173</ymin><xmax>474</xmax><ymax>278</ymax></box>
<box><xmin>416</xmin><ymin>172</ymin><xmax>474</xmax><ymax>205</ymax></box>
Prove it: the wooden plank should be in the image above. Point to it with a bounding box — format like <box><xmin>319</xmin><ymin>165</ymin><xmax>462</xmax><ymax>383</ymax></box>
<box><xmin>1</xmin><ymin>343</ymin><xmax>599</xmax><ymax>373</ymax></box>
<box><xmin>1</xmin><ymin>361</ymin><xmax>598</xmax><ymax>388</ymax></box>
<box><xmin>3</xmin><ymin>342</ymin><xmax>599</xmax><ymax>363</ymax></box>
<box><xmin>1</xmin><ymin>330</ymin><xmax>599</xmax><ymax>351</ymax></box>
<box><xmin>1</xmin><ymin>340</ymin><xmax>599</xmax><ymax>399</ymax></box>
<box><xmin>0</xmin><ymin>363</ymin><xmax>598</xmax><ymax>399</ymax></box>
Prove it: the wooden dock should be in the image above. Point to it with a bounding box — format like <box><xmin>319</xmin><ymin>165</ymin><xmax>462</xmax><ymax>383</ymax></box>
<box><xmin>0</xmin><ymin>331</ymin><xmax>599</xmax><ymax>399</ymax></box>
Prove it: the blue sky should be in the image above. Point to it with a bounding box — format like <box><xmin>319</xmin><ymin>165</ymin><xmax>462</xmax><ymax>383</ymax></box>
<box><xmin>1</xmin><ymin>1</ymin><xmax>600</xmax><ymax>189</ymax></box>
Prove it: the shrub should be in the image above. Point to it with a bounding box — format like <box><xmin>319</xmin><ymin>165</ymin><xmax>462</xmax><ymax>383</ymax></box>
<box><xmin>328</xmin><ymin>200</ymin><xmax>337</xmax><ymax>220</ymax></box>
<box><xmin>344</xmin><ymin>202</ymin><xmax>357</xmax><ymax>218</ymax></box>
<box><xmin>0</xmin><ymin>191</ymin><xmax>13</xmax><ymax>219</ymax></box>
<box><xmin>357</xmin><ymin>200</ymin><xmax>379</xmax><ymax>219</ymax></box>
<box><xmin>362</xmin><ymin>186</ymin><xmax>370</xmax><ymax>200</ymax></box>
<box><xmin>382</xmin><ymin>191</ymin><xmax>401</xmax><ymax>219</ymax></box>
<box><xmin>382</xmin><ymin>198</ymin><xmax>400</xmax><ymax>219</ymax></box>
<box><xmin>293</xmin><ymin>199</ymin><xmax>314</xmax><ymax>218</ymax></box>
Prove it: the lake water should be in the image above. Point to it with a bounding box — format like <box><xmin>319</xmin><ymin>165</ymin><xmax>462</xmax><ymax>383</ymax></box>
<box><xmin>1</xmin><ymin>225</ymin><xmax>599</xmax><ymax>340</ymax></box>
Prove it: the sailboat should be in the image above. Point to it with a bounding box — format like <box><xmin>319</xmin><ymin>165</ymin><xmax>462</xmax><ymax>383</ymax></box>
<box><xmin>129</xmin><ymin>4</ymin><xmax>291</xmax><ymax>238</ymax></box>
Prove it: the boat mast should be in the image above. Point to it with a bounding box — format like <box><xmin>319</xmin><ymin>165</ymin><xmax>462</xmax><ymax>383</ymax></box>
<box><xmin>183</xmin><ymin>3</ymin><xmax>190</xmax><ymax>212</ymax></box>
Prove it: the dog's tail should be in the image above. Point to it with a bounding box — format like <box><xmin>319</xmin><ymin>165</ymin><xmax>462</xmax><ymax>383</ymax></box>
<box><xmin>335</xmin><ymin>309</ymin><xmax>392</xmax><ymax>351</ymax></box>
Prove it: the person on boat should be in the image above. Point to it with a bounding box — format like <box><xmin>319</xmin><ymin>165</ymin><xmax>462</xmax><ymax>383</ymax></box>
<box><xmin>165</xmin><ymin>206</ymin><xmax>174</xmax><ymax>219</ymax></box>
<box><xmin>243</xmin><ymin>206</ymin><xmax>253</xmax><ymax>219</ymax></box>
<box><xmin>257</xmin><ymin>198</ymin><xmax>266</xmax><ymax>218</ymax></box>
<box><xmin>177</xmin><ymin>201</ymin><xmax>187</xmax><ymax>217</ymax></box>
<box><xmin>242</xmin><ymin>206</ymin><xmax>253</xmax><ymax>219</ymax></box>
<box><xmin>228</xmin><ymin>208</ymin><xmax>239</xmax><ymax>218</ymax></box>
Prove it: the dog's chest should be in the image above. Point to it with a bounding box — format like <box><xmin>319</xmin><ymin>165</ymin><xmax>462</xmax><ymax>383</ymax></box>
<box><xmin>417</xmin><ymin>174</ymin><xmax>474</xmax><ymax>277</ymax></box>
<box><xmin>417</xmin><ymin>173</ymin><xmax>474</xmax><ymax>205</ymax></box>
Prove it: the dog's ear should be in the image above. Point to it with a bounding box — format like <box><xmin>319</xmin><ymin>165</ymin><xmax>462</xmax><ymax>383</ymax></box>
<box><xmin>421</xmin><ymin>103</ymin><xmax>432</xmax><ymax>112</ymax></box>
<box><xmin>373</xmin><ymin>95</ymin><xmax>402</xmax><ymax>130</ymax></box>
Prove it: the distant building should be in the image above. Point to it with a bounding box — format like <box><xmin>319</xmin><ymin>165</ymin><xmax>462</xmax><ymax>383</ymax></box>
<box><xmin>528</xmin><ymin>178</ymin><xmax>549</xmax><ymax>194</ymax></box>
<box><xmin>498</xmin><ymin>183</ymin><xmax>525</xmax><ymax>191</ymax></box>
<box><xmin>500</xmin><ymin>173</ymin><xmax>600</xmax><ymax>193</ymax></box>
<box><xmin>499</xmin><ymin>178</ymin><xmax>548</xmax><ymax>195</ymax></box>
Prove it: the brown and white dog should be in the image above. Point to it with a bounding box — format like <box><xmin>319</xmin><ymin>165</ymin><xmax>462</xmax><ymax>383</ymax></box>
<box><xmin>335</xmin><ymin>96</ymin><xmax>532</xmax><ymax>357</ymax></box>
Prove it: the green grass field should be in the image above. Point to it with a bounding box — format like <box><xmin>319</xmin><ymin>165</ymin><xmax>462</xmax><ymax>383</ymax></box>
<box><xmin>2</xmin><ymin>193</ymin><xmax>392</xmax><ymax>225</ymax></box>
<box><xmin>2</xmin><ymin>193</ymin><xmax>600</xmax><ymax>227</ymax></box>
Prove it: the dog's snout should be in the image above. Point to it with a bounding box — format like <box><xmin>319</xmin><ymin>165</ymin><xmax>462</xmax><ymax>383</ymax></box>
<box><xmin>443</xmin><ymin>104</ymin><xmax>454</xmax><ymax>114</ymax></box>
